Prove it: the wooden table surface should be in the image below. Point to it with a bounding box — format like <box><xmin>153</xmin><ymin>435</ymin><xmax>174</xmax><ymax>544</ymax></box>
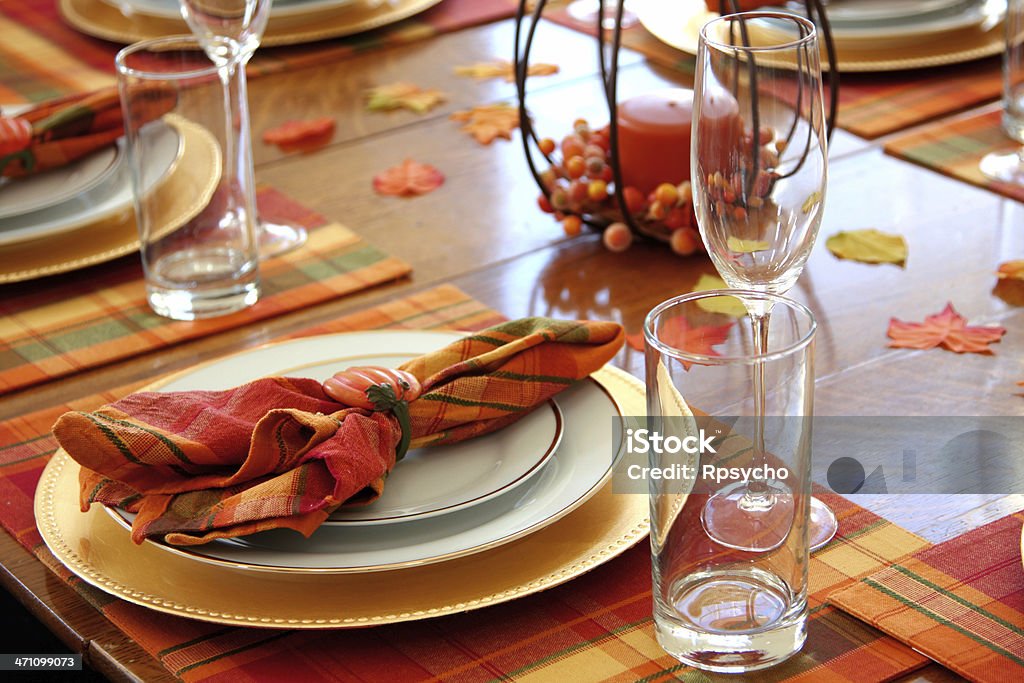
<box><xmin>1</xmin><ymin>15</ymin><xmax>1022</xmax><ymax>683</ymax></box>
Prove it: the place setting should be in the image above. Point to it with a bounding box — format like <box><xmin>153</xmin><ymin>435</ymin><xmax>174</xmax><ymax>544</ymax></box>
<box><xmin>3</xmin><ymin>0</ymin><xmax>1024</xmax><ymax>681</ymax></box>
<box><xmin>35</xmin><ymin>322</ymin><xmax>649</xmax><ymax>626</ymax></box>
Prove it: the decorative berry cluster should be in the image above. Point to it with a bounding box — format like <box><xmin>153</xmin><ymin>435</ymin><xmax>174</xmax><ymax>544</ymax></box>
<box><xmin>534</xmin><ymin>118</ymin><xmax>703</xmax><ymax>256</ymax></box>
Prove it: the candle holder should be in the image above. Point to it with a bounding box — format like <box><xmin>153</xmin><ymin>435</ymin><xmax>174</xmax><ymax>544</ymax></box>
<box><xmin>514</xmin><ymin>0</ymin><xmax>839</xmax><ymax>254</ymax></box>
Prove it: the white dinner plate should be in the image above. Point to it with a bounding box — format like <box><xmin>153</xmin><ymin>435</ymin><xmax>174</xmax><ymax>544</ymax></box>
<box><xmin>326</xmin><ymin>399</ymin><xmax>563</xmax><ymax>526</ymax></box>
<box><xmin>775</xmin><ymin>0</ymin><xmax>1003</xmax><ymax>42</ymax></box>
<box><xmin>106</xmin><ymin>331</ymin><xmax>623</xmax><ymax>573</ymax></box>
<box><xmin>0</xmin><ymin>144</ymin><xmax>122</xmax><ymax>219</ymax></box>
<box><xmin>786</xmin><ymin>0</ymin><xmax>972</xmax><ymax>23</ymax></box>
<box><xmin>103</xmin><ymin>0</ymin><xmax>360</xmax><ymax>20</ymax></box>
<box><xmin>0</xmin><ymin>121</ymin><xmax>181</xmax><ymax>247</ymax></box>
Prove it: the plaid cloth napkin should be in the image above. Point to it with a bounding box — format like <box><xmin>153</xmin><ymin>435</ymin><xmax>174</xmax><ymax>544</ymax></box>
<box><xmin>0</xmin><ymin>85</ymin><xmax>172</xmax><ymax>177</ymax></box>
<box><xmin>885</xmin><ymin>108</ymin><xmax>1024</xmax><ymax>204</ymax></box>
<box><xmin>830</xmin><ymin>512</ymin><xmax>1024</xmax><ymax>683</ymax></box>
<box><xmin>52</xmin><ymin>317</ymin><xmax>624</xmax><ymax>546</ymax></box>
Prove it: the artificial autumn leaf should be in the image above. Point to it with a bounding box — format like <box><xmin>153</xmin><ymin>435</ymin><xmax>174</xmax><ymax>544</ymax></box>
<box><xmin>365</xmin><ymin>82</ymin><xmax>446</xmax><ymax>114</ymax></box>
<box><xmin>996</xmin><ymin>260</ymin><xmax>1024</xmax><ymax>280</ymax></box>
<box><xmin>262</xmin><ymin>117</ymin><xmax>336</xmax><ymax>154</ymax></box>
<box><xmin>692</xmin><ymin>274</ymin><xmax>747</xmax><ymax>317</ymax></box>
<box><xmin>454</xmin><ymin>60</ymin><xmax>559</xmax><ymax>83</ymax></box>
<box><xmin>727</xmin><ymin>236</ymin><xmax>770</xmax><ymax>253</ymax></box>
<box><xmin>450</xmin><ymin>103</ymin><xmax>519</xmax><ymax>144</ymax></box>
<box><xmin>802</xmin><ymin>190</ymin><xmax>822</xmax><ymax>214</ymax></box>
<box><xmin>826</xmin><ymin>229</ymin><xmax>907</xmax><ymax>265</ymax></box>
<box><xmin>887</xmin><ymin>302</ymin><xmax>1006</xmax><ymax>354</ymax></box>
<box><xmin>372</xmin><ymin>158</ymin><xmax>444</xmax><ymax>197</ymax></box>
<box><xmin>627</xmin><ymin>316</ymin><xmax>734</xmax><ymax>370</ymax></box>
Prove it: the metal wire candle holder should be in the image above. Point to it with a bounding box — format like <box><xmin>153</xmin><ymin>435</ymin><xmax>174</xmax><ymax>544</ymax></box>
<box><xmin>513</xmin><ymin>0</ymin><xmax>839</xmax><ymax>242</ymax></box>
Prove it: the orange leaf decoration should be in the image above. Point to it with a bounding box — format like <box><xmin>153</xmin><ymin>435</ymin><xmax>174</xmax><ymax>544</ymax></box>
<box><xmin>627</xmin><ymin>317</ymin><xmax>733</xmax><ymax>370</ymax></box>
<box><xmin>455</xmin><ymin>60</ymin><xmax>559</xmax><ymax>83</ymax></box>
<box><xmin>996</xmin><ymin>260</ymin><xmax>1024</xmax><ymax>281</ymax></box>
<box><xmin>450</xmin><ymin>104</ymin><xmax>519</xmax><ymax>145</ymax></box>
<box><xmin>373</xmin><ymin>159</ymin><xmax>444</xmax><ymax>197</ymax></box>
<box><xmin>365</xmin><ymin>82</ymin><xmax>445</xmax><ymax>114</ymax></box>
<box><xmin>887</xmin><ymin>303</ymin><xmax>1006</xmax><ymax>354</ymax></box>
<box><xmin>261</xmin><ymin>117</ymin><xmax>335</xmax><ymax>154</ymax></box>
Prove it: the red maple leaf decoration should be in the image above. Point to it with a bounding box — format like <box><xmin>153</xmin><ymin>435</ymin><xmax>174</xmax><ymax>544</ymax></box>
<box><xmin>262</xmin><ymin>117</ymin><xmax>336</xmax><ymax>154</ymax></box>
<box><xmin>627</xmin><ymin>317</ymin><xmax>734</xmax><ymax>370</ymax></box>
<box><xmin>372</xmin><ymin>159</ymin><xmax>444</xmax><ymax>197</ymax></box>
<box><xmin>887</xmin><ymin>302</ymin><xmax>1006</xmax><ymax>354</ymax></box>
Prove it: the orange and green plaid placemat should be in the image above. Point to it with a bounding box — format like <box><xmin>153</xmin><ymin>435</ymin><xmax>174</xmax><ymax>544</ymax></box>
<box><xmin>544</xmin><ymin>9</ymin><xmax>1002</xmax><ymax>139</ymax></box>
<box><xmin>885</xmin><ymin>108</ymin><xmax>1024</xmax><ymax>204</ymax></box>
<box><xmin>2</xmin><ymin>279</ymin><xmax>931</xmax><ymax>683</ymax></box>
<box><xmin>0</xmin><ymin>0</ymin><xmax>520</xmax><ymax>104</ymax></box>
<box><xmin>0</xmin><ymin>186</ymin><xmax>410</xmax><ymax>397</ymax></box>
<box><xmin>830</xmin><ymin>512</ymin><xmax>1024</xmax><ymax>683</ymax></box>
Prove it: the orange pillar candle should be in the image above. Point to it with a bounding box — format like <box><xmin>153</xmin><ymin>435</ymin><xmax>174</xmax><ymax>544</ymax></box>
<box><xmin>616</xmin><ymin>89</ymin><xmax>694</xmax><ymax>196</ymax></box>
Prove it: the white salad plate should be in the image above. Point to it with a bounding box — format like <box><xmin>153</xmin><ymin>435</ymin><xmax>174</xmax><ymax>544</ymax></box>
<box><xmin>0</xmin><ymin>122</ymin><xmax>181</xmax><ymax>247</ymax></box>
<box><xmin>106</xmin><ymin>331</ymin><xmax>624</xmax><ymax>574</ymax></box>
<box><xmin>326</xmin><ymin>399</ymin><xmax>563</xmax><ymax>526</ymax></box>
<box><xmin>0</xmin><ymin>144</ymin><xmax>121</xmax><ymax>219</ymax></box>
<box><xmin>103</xmin><ymin>0</ymin><xmax>360</xmax><ymax>20</ymax></box>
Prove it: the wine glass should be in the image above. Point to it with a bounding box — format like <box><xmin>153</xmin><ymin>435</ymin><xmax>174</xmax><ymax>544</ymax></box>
<box><xmin>179</xmin><ymin>0</ymin><xmax>308</xmax><ymax>258</ymax></box>
<box><xmin>980</xmin><ymin>0</ymin><xmax>1024</xmax><ymax>184</ymax></box>
<box><xmin>691</xmin><ymin>11</ymin><xmax>836</xmax><ymax>552</ymax></box>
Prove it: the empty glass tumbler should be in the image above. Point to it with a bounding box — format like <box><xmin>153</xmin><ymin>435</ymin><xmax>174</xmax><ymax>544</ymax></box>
<box><xmin>116</xmin><ymin>35</ymin><xmax>260</xmax><ymax>320</ymax></box>
<box><xmin>643</xmin><ymin>290</ymin><xmax>816</xmax><ymax>672</ymax></box>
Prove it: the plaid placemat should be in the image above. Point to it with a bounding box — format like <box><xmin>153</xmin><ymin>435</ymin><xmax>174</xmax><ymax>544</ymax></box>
<box><xmin>0</xmin><ymin>186</ymin><xmax>410</xmax><ymax>397</ymax></box>
<box><xmin>544</xmin><ymin>9</ymin><xmax>1002</xmax><ymax>139</ymax></box>
<box><xmin>885</xmin><ymin>109</ymin><xmax>1024</xmax><ymax>204</ymax></box>
<box><xmin>2</xmin><ymin>294</ymin><xmax>930</xmax><ymax>683</ymax></box>
<box><xmin>0</xmin><ymin>0</ymin><xmax>519</xmax><ymax>104</ymax></box>
<box><xmin>830</xmin><ymin>513</ymin><xmax>1024</xmax><ymax>683</ymax></box>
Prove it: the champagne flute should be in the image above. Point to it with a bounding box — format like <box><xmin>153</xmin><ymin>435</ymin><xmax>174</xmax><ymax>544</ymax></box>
<box><xmin>179</xmin><ymin>0</ymin><xmax>308</xmax><ymax>258</ymax></box>
<box><xmin>980</xmin><ymin>0</ymin><xmax>1024</xmax><ymax>184</ymax></box>
<box><xmin>691</xmin><ymin>11</ymin><xmax>835</xmax><ymax>552</ymax></box>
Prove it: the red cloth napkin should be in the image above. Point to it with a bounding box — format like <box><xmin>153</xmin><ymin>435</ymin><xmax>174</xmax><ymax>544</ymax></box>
<box><xmin>0</xmin><ymin>85</ymin><xmax>174</xmax><ymax>178</ymax></box>
<box><xmin>52</xmin><ymin>318</ymin><xmax>624</xmax><ymax>546</ymax></box>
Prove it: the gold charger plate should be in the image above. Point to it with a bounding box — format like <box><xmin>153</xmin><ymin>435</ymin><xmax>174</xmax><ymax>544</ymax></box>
<box><xmin>35</xmin><ymin>366</ymin><xmax>650</xmax><ymax>628</ymax></box>
<box><xmin>0</xmin><ymin>115</ymin><xmax>220</xmax><ymax>284</ymax></box>
<box><xmin>61</xmin><ymin>0</ymin><xmax>444</xmax><ymax>47</ymax></box>
<box><xmin>633</xmin><ymin>0</ymin><xmax>1005</xmax><ymax>72</ymax></box>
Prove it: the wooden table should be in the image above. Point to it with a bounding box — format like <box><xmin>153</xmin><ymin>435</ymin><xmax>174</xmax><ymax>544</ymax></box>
<box><xmin>1</xmin><ymin>15</ymin><xmax>1022</xmax><ymax>683</ymax></box>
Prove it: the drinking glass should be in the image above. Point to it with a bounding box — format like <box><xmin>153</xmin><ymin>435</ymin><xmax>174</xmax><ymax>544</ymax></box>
<box><xmin>691</xmin><ymin>11</ymin><xmax>835</xmax><ymax>551</ymax></box>
<box><xmin>116</xmin><ymin>36</ymin><xmax>260</xmax><ymax>320</ymax></box>
<box><xmin>980</xmin><ymin>0</ymin><xmax>1024</xmax><ymax>184</ymax></box>
<box><xmin>179</xmin><ymin>0</ymin><xmax>309</xmax><ymax>257</ymax></box>
<box><xmin>645</xmin><ymin>290</ymin><xmax>815</xmax><ymax>672</ymax></box>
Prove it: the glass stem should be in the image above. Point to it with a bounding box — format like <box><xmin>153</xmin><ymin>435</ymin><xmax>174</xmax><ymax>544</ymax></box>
<box><xmin>738</xmin><ymin>309</ymin><xmax>774</xmax><ymax>512</ymax></box>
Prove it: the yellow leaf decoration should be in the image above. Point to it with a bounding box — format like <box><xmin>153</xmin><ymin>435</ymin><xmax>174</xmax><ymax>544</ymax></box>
<box><xmin>826</xmin><ymin>229</ymin><xmax>907</xmax><ymax>265</ymax></box>
<box><xmin>727</xmin><ymin>236</ymin><xmax>770</xmax><ymax>253</ymax></box>
<box><xmin>365</xmin><ymin>82</ymin><xmax>446</xmax><ymax>114</ymax></box>
<box><xmin>455</xmin><ymin>60</ymin><xmax>559</xmax><ymax>83</ymax></box>
<box><xmin>996</xmin><ymin>260</ymin><xmax>1024</xmax><ymax>280</ymax></box>
<box><xmin>450</xmin><ymin>103</ymin><xmax>520</xmax><ymax>145</ymax></box>
<box><xmin>692</xmin><ymin>274</ymin><xmax>747</xmax><ymax>317</ymax></box>
<box><xmin>802</xmin><ymin>190</ymin><xmax>822</xmax><ymax>214</ymax></box>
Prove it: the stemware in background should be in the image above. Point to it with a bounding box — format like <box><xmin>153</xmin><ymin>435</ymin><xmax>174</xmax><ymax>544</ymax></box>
<box><xmin>116</xmin><ymin>36</ymin><xmax>260</xmax><ymax>320</ymax></box>
<box><xmin>691</xmin><ymin>11</ymin><xmax>836</xmax><ymax>551</ymax></box>
<box><xmin>179</xmin><ymin>0</ymin><xmax>309</xmax><ymax>257</ymax></box>
<box><xmin>980</xmin><ymin>0</ymin><xmax>1024</xmax><ymax>184</ymax></box>
<box><xmin>645</xmin><ymin>290</ymin><xmax>816</xmax><ymax>672</ymax></box>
